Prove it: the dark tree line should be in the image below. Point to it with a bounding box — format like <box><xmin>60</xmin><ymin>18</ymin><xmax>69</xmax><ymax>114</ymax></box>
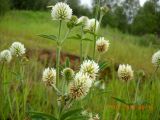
<box><xmin>0</xmin><ymin>0</ymin><xmax>91</xmax><ymax>17</ymax></box>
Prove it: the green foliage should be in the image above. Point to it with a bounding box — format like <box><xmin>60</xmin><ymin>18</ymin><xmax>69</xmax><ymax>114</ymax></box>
<box><xmin>38</xmin><ymin>34</ymin><xmax>57</xmax><ymax>41</ymax></box>
<box><xmin>102</xmin><ymin>6</ymin><xmax>128</xmax><ymax>32</ymax></box>
<box><xmin>29</xmin><ymin>112</ymin><xmax>57</xmax><ymax>120</ymax></box>
<box><xmin>131</xmin><ymin>1</ymin><xmax>159</xmax><ymax>35</ymax></box>
<box><xmin>10</xmin><ymin>0</ymin><xmax>91</xmax><ymax>17</ymax></box>
<box><xmin>0</xmin><ymin>0</ymin><xmax>10</xmax><ymax>16</ymax></box>
<box><xmin>10</xmin><ymin>0</ymin><xmax>53</xmax><ymax>10</ymax></box>
<box><xmin>60</xmin><ymin>108</ymin><xmax>86</xmax><ymax>120</ymax></box>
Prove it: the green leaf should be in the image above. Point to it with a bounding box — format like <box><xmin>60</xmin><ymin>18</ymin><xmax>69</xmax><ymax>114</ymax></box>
<box><xmin>65</xmin><ymin>57</ymin><xmax>70</xmax><ymax>67</ymax></box>
<box><xmin>29</xmin><ymin>111</ymin><xmax>57</xmax><ymax>120</ymax></box>
<box><xmin>76</xmin><ymin>34</ymin><xmax>81</xmax><ymax>38</ymax></box>
<box><xmin>67</xmin><ymin>36</ymin><xmax>81</xmax><ymax>40</ymax></box>
<box><xmin>38</xmin><ymin>34</ymin><xmax>57</xmax><ymax>41</ymax></box>
<box><xmin>66</xmin><ymin>115</ymin><xmax>88</xmax><ymax>120</ymax></box>
<box><xmin>112</xmin><ymin>97</ymin><xmax>128</xmax><ymax>105</ymax></box>
<box><xmin>60</xmin><ymin>108</ymin><xmax>83</xmax><ymax>120</ymax></box>
<box><xmin>82</xmin><ymin>38</ymin><xmax>93</xmax><ymax>41</ymax></box>
<box><xmin>99</xmin><ymin>61</ymin><xmax>109</xmax><ymax>70</ymax></box>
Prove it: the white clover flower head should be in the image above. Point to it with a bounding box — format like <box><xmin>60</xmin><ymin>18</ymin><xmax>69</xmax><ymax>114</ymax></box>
<box><xmin>77</xmin><ymin>16</ymin><xmax>89</xmax><ymax>26</ymax></box>
<box><xmin>69</xmin><ymin>72</ymin><xmax>92</xmax><ymax>100</ymax></box>
<box><xmin>42</xmin><ymin>67</ymin><xmax>56</xmax><ymax>86</ymax></box>
<box><xmin>96</xmin><ymin>37</ymin><xmax>110</xmax><ymax>53</ymax></box>
<box><xmin>84</xmin><ymin>18</ymin><xmax>99</xmax><ymax>33</ymax></box>
<box><xmin>80</xmin><ymin>60</ymin><xmax>99</xmax><ymax>80</ymax></box>
<box><xmin>10</xmin><ymin>42</ymin><xmax>26</xmax><ymax>57</ymax></box>
<box><xmin>0</xmin><ymin>50</ymin><xmax>12</xmax><ymax>63</ymax></box>
<box><xmin>51</xmin><ymin>2</ymin><xmax>72</xmax><ymax>21</ymax></box>
<box><xmin>62</xmin><ymin>67</ymin><xmax>74</xmax><ymax>81</ymax></box>
<box><xmin>118</xmin><ymin>64</ymin><xmax>134</xmax><ymax>82</ymax></box>
<box><xmin>152</xmin><ymin>50</ymin><xmax>160</xmax><ymax>67</ymax></box>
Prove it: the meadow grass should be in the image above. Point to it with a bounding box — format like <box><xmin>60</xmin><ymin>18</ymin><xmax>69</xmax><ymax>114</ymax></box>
<box><xmin>0</xmin><ymin>10</ymin><xmax>160</xmax><ymax>120</ymax></box>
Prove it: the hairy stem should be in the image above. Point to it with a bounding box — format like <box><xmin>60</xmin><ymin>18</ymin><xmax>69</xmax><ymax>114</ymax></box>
<box><xmin>61</xmin><ymin>29</ymin><xmax>71</xmax><ymax>44</ymax></box>
<box><xmin>56</xmin><ymin>20</ymin><xmax>62</xmax><ymax>86</ymax></box>
<box><xmin>127</xmin><ymin>82</ymin><xmax>130</xmax><ymax>102</ymax></box>
<box><xmin>93</xmin><ymin>34</ymin><xmax>96</xmax><ymax>59</ymax></box>
<box><xmin>56</xmin><ymin>46</ymin><xmax>61</xmax><ymax>86</ymax></box>
<box><xmin>80</xmin><ymin>27</ymin><xmax>84</xmax><ymax>63</ymax></box>
<box><xmin>93</xmin><ymin>0</ymin><xmax>100</xmax><ymax>59</ymax></box>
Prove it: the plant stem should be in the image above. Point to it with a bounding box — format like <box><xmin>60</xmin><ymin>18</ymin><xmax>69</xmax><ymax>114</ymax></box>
<box><xmin>56</xmin><ymin>46</ymin><xmax>61</xmax><ymax>86</ymax></box>
<box><xmin>58</xmin><ymin>20</ymin><xmax>62</xmax><ymax>41</ymax></box>
<box><xmin>56</xmin><ymin>20</ymin><xmax>62</xmax><ymax>86</ymax></box>
<box><xmin>149</xmin><ymin>65</ymin><xmax>159</xmax><ymax>84</ymax></box>
<box><xmin>80</xmin><ymin>27</ymin><xmax>84</xmax><ymax>63</ymax></box>
<box><xmin>93</xmin><ymin>34</ymin><xmax>96</xmax><ymax>59</ymax></box>
<box><xmin>134</xmin><ymin>78</ymin><xmax>141</xmax><ymax>103</ymax></box>
<box><xmin>0</xmin><ymin>62</ymin><xmax>4</xmax><ymax>118</ymax></box>
<box><xmin>97</xmin><ymin>53</ymin><xmax>101</xmax><ymax>62</ymax></box>
<box><xmin>93</xmin><ymin>0</ymin><xmax>100</xmax><ymax>59</ymax></box>
<box><xmin>0</xmin><ymin>62</ymin><xmax>4</xmax><ymax>90</ymax></box>
<box><xmin>127</xmin><ymin>82</ymin><xmax>130</xmax><ymax>102</ymax></box>
<box><xmin>0</xmin><ymin>62</ymin><xmax>4</xmax><ymax>76</ymax></box>
<box><xmin>154</xmin><ymin>65</ymin><xmax>159</xmax><ymax>75</ymax></box>
<box><xmin>61</xmin><ymin>29</ymin><xmax>71</xmax><ymax>44</ymax></box>
<box><xmin>99</xmin><ymin>14</ymin><xmax>103</xmax><ymax>28</ymax></box>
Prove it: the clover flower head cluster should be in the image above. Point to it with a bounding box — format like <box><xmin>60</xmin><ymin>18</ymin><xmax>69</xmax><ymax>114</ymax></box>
<box><xmin>77</xmin><ymin>16</ymin><xmax>89</xmax><ymax>27</ymax></box>
<box><xmin>96</xmin><ymin>37</ymin><xmax>110</xmax><ymax>53</ymax></box>
<box><xmin>0</xmin><ymin>50</ymin><xmax>12</xmax><ymax>63</ymax></box>
<box><xmin>118</xmin><ymin>64</ymin><xmax>134</xmax><ymax>82</ymax></box>
<box><xmin>152</xmin><ymin>50</ymin><xmax>160</xmax><ymax>67</ymax></box>
<box><xmin>10</xmin><ymin>42</ymin><xmax>26</xmax><ymax>57</ymax></box>
<box><xmin>80</xmin><ymin>60</ymin><xmax>99</xmax><ymax>80</ymax></box>
<box><xmin>42</xmin><ymin>67</ymin><xmax>56</xmax><ymax>86</ymax></box>
<box><xmin>84</xmin><ymin>18</ymin><xmax>99</xmax><ymax>33</ymax></box>
<box><xmin>51</xmin><ymin>2</ymin><xmax>72</xmax><ymax>21</ymax></box>
<box><xmin>69</xmin><ymin>72</ymin><xmax>92</xmax><ymax>100</ymax></box>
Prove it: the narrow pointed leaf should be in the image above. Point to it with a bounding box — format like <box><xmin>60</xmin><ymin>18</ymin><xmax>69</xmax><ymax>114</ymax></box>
<box><xmin>67</xmin><ymin>36</ymin><xmax>81</xmax><ymax>40</ymax></box>
<box><xmin>29</xmin><ymin>111</ymin><xmax>57</xmax><ymax>120</ymax></box>
<box><xmin>38</xmin><ymin>34</ymin><xmax>57</xmax><ymax>41</ymax></box>
<box><xmin>66</xmin><ymin>115</ymin><xmax>88</xmax><ymax>120</ymax></box>
<box><xmin>65</xmin><ymin>57</ymin><xmax>70</xmax><ymax>67</ymax></box>
<box><xmin>112</xmin><ymin>97</ymin><xmax>128</xmax><ymax>105</ymax></box>
<box><xmin>99</xmin><ymin>61</ymin><xmax>109</xmax><ymax>70</ymax></box>
<box><xmin>60</xmin><ymin>108</ymin><xmax>83</xmax><ymax>120</ymax></box>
